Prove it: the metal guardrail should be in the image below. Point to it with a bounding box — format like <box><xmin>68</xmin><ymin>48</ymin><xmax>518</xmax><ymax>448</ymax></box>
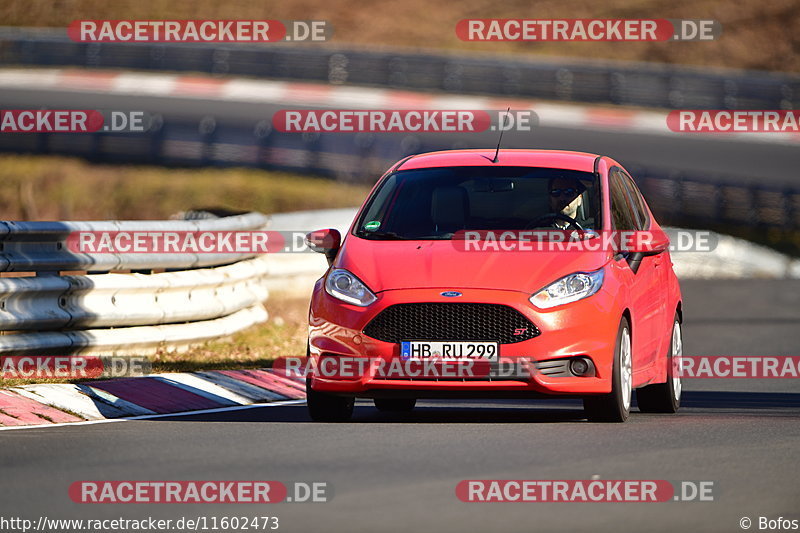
<box><xmin>0</xmin><ymin>212</ymin><xmax>273</xmax><ymax>355</ymax></box>
<box><xmin>0</xmin><ymin>256</ymin><xmax>270</xmax><ymax>330</ymax></box>
<box><xmin>0</xmin><ymin>211</ymin><xmax>269</xmax><ymax>272</ymax></box>
<box><xmin>629</xmin><ymin>167</ymin><xmax>800</xmax><ymax>233</ymax></box>
<box><xmin>1</xmin><ymin>27</ymin><xmax>799</xmax><ymax>110</ymax></box>
<box><xmin>0</xmin><ymin>304</ymin><xmax>268</xmax><ymax>356</ymax></box>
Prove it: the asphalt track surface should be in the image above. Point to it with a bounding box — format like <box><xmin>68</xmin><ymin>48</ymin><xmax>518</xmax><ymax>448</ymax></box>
<box><xmin>1</xmin><ymin>279</ymin><xmax>799</xmax><ymax>533</ymax></box>
<box><xmin>1</xmin><ymin>87</ymin><xmax>799</xmax><ymax>187</ymax></box>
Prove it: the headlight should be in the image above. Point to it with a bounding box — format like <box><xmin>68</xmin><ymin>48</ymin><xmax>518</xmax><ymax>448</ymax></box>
<box><xmin>530</xmin><ymin>269</ymin><xmax>604</xmax><ymax>309</ymax></box>
<box><xmin>325</xmin><ymin>268</ymin><xmax>377</xmax><ymax>306</ymax></box>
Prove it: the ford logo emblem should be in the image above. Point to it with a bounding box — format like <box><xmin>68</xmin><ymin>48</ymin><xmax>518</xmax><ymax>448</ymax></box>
<box><xmin>440</xmin><ymin>291</ymin><xmax>462</xmax><ymax>297</ymax></box>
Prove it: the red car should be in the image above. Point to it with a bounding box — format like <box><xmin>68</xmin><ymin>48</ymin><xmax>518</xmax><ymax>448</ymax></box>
<box><xmin>304</xmin><ymin>149</ymin><xmax>683</xmax><ymax>422</ymax></box>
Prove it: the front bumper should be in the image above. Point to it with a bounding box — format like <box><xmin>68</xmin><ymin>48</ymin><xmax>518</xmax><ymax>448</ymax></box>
<box><xmin>308</xmin><ymin>282</ymin><xmax>621</xmax><ymax>398</ymax></box>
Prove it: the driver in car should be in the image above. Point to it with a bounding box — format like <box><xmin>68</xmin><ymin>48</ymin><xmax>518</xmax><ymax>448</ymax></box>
<box><xmin>548</xmin><ymin>176</ymin><xmax>586</xmax><ymax>229</ymax></box>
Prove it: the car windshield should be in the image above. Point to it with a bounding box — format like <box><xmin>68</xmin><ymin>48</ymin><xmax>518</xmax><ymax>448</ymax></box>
<box><xmin>354</xmin><ymin>166</ymin><xmax>601</xmax><ymax>240</ymax></box>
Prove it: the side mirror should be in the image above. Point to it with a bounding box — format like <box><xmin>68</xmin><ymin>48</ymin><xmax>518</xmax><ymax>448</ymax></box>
<box><xmin>625</xmin><ymin>228</ymin><xmax>670</xmax><ymax>256</ymax></box>
<box><xmin>624</xmin><ymin>228</ymin><xmax>669</xmax><ymax>274</ymax></box>
<box><xmin>305</xmin><ymin>228</ymin><xmax>341</xmax><ymax>266</ymax></box>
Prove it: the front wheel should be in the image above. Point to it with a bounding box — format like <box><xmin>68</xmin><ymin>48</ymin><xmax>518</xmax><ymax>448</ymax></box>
<box><xmin>637</xmin><ymin>314</ymin><xmax>682</xmax><ymax>413</ymax></box>
<box><xmin>306</xmin><ymin>381</ymin><xmax>354</xmax><ymax>422</ymax></box>
<box><xmin>584</xmin><ymin>317</ymin><xmax>632</xmax><ymax>423</ymax></box>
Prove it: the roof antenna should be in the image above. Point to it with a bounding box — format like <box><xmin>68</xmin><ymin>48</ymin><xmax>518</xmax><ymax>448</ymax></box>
<box><xmin>492</xmin><ymin>107</ymin><xmax>511</xmax><ymax>163</ymax></box>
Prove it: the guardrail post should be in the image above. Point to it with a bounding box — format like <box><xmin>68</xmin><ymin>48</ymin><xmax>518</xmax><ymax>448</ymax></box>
<box><xmin>199</xmin><ymin>116</ymin><xmax>217</xmax><ymax>166</ymax></box>
<box><xmin>748</xmin><ymin>185</ymin><xmax>759</xmax><ymax>227</ymax></box>
<box><xmin>785</xmin><ymin>189</ymin><xmax>797</xmax><ymax>230</ymax></box>
<box><xmin>714</xmin><ymin>182</ymin><xmax>725</xmax><ymax>222</ymax></box>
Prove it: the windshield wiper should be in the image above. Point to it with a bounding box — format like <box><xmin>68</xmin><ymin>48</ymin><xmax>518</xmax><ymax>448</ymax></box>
<box><xmin>359</xmin><ymin>230</ymin><xmax>410</xmax><ymax>240</ymax></box>
<box><xmin>416</xmin><ymin>233</ymin><xmax>455</xmax><ymax>240</ymax></box>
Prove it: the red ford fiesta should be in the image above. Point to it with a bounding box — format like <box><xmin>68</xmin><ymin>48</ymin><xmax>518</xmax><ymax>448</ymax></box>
<box><xmin>304</xmin><ymin>149</ymin><xmax>683</xmax><ymax>423</ymax></box>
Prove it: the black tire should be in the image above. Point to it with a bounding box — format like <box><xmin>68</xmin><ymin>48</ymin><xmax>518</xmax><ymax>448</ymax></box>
<box><xmin>374</xmin><ymin>398</ymin><xmax>416</xmax><ymax>412</ymax></box>
<box><xmin>306</xmin><ymin>380</ymin><xmax>354</xmax><ymax>422</ymax></box>
<box><xmin>637</xmin><ymin>313</ymin><xmax>682</xmax><ymax>413</ymax></box>
<box><xmin>584</xmin><ymin>317</ymin><xmax>632</xmax><ymax>423</ymax></box>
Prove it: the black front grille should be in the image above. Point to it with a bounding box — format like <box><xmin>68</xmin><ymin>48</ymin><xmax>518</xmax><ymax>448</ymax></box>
<box><xmin>363</xmin><ymin>303</ymin><xmax>539</xmax><ymax>344</ymax></box>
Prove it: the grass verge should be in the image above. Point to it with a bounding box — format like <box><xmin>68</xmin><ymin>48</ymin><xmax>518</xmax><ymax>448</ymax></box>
<box><xmin>151</xmin><ymin>294</ymin><xmax>312</xmax><ymax>373</ymax></box>
<box><xmin>0</xmin><ymin>154</ymin><xmax>371</xmax><ymax>221</ymax></box>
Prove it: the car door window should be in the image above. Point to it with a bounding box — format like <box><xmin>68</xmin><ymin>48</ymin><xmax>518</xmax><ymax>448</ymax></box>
<box><xmin>617</xmin><ymin>169</ymin><xmax>650</xmax><ymax>231</ymax></box>
<box><xmin>609</xmin><ymin>170</ymin><xmax>637</xmax><ymax>231</ymax></box>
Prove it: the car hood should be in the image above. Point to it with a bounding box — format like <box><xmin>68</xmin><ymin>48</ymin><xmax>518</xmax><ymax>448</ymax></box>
<box><xmin>337</xmin><ymin>236</ymin><xmax>612</xmax><ymax>294</ymax></box>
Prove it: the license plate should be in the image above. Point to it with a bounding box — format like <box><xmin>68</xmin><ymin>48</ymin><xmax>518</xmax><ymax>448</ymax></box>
<box><xmin>400</xmin><ymin>341</ymin><xmax>498</xmax><ymax>361</ymax></box>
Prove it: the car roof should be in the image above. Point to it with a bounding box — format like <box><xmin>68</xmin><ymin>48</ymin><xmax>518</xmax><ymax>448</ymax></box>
<box><xmin>396</xmin><ymin>149</ymin><xmax>601</xmax><ymax>173</ymax></box>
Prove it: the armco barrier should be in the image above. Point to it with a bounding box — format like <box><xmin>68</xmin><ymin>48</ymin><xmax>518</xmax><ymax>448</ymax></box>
<box><xmin>1</xmin><ymin>27</ymin><xmax>798</xmax><ymax>110</ymax></box>
<box><xmin>3</xmin><ymin>112</ymin><xmax>796</xmax><ymax>236</ymax></box>
<box><xmin>0</xmin><ymin>120</ymin><xmax>798</xmax><ymax>251</ymax></box>
<box><xmin>0</xmin><ymin>211</ymin><xmax>273</xmax><ymax>356</ymax></box>
<box><xmin>0</xmin><ymin>211</ymin><xmax>269</xmax><ymax>272</ymax></box>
